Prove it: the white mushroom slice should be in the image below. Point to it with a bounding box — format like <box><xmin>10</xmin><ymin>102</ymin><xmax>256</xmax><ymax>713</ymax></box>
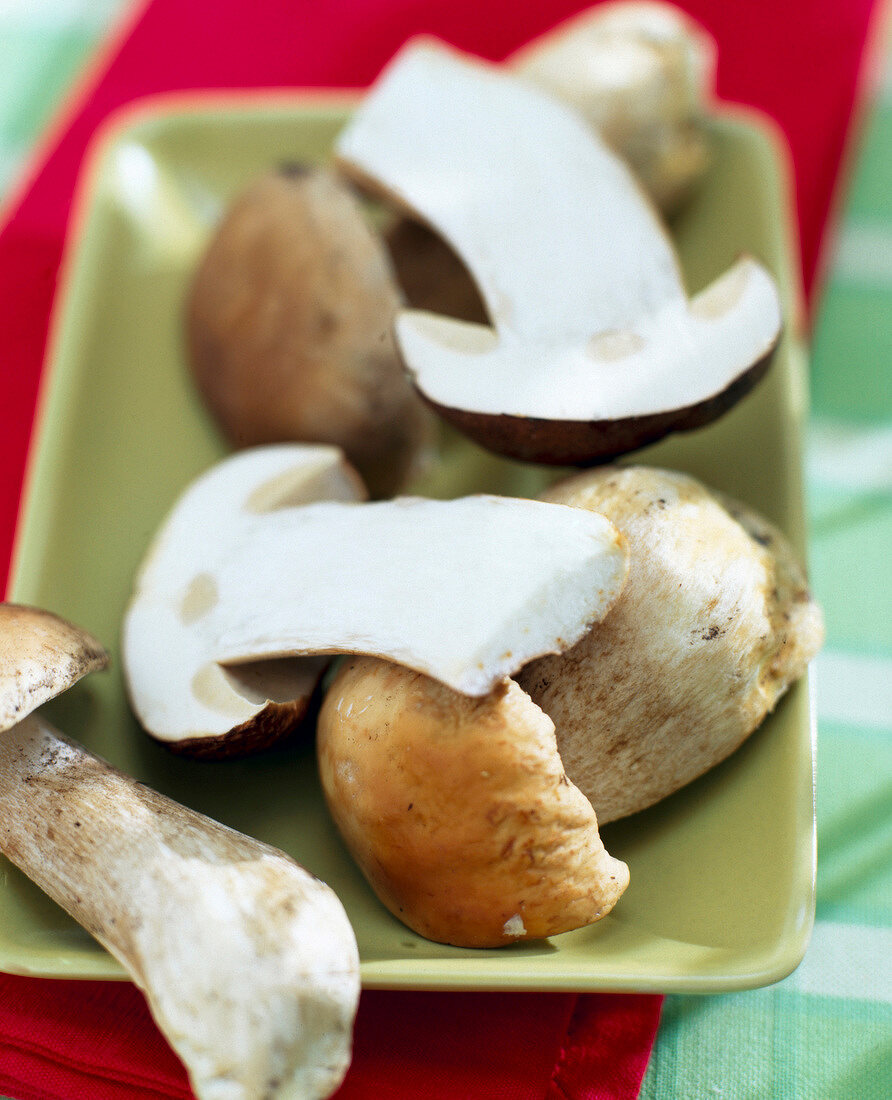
<box><xmin>0</xmin><ymin>605</ymin><xmax>360</xmax><ymax>1100</ymax></box>
<box><xmin>123</xmin><ymin>451</ymin><xmax>628</xmax><ymax>748</ymax></box>
<box><xmin>336</xmin><ymin>41</ymin><xmax>782</xmax><ymax>465</ymax></box>
<box><xmin>124</xmin><ymin>444</ymin><xmax>367</xmax><ymax>757</ymax></box>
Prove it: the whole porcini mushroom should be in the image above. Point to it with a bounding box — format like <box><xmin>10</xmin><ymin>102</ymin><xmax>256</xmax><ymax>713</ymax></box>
<box><xmin>318</xmin><ymin>657</ymin><xmax>629</xmax><ymax>948</ymax></box>
<box><xmin>187</xmin><ymin>164</ymin><xmax>431</xmax><ymax>498</ymax></box>
<box><xmin>511</xmin><ymin>0</ymin><xmax>715</xmax><ymax>214</ymax></box>
<box><xmin>0</xmin><ymin>603</ymin><xmax>360</xmax><ymax>1100</ymax></box>
<box><xmin>336</xmin><ymin>42</ymin><xmax>782</xmax><ymax>467</ymax></box>
<box><xmin>123</xmin><ymin>443</ymin><xmax>629</xmax><ymax>751</ymax></box>
<box><xmin>516</xmin><ymin>467</ymin><xmax>825</xmax><ymax>823</ymax></box>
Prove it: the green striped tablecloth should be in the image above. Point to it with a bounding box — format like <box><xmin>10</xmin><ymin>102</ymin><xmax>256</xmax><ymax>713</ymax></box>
<box><xmin>1</xmin><ymin>3</ymin><xmax>890</xmax><ymax>1098</ymax></box>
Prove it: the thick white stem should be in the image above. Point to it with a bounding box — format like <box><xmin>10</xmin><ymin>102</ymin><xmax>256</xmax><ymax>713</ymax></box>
<box><xmin>0</xmin><ymin>714</ymin><xmax>359</xmax><ymax>1100</ymax></box>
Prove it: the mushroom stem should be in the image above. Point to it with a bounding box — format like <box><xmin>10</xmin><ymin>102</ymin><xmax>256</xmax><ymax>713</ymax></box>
<box><xmin>0</xmin><ymin>718</ymin><xmax>358</xmax><ymax>1100</ymax></box>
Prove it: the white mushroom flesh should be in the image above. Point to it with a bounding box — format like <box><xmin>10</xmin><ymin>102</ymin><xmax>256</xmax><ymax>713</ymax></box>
<box><xmin>124</xmin><ymin>448</ymin><xmax>629</xmax><ymax>745</ymax></box>
<box><xmin>336</xmin><ymin>42</ymin><xmax>781</xmax><ymax>422</ymax></box>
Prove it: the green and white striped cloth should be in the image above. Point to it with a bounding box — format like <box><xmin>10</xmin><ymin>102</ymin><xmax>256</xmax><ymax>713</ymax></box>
<box><xmin>1</xmin><ymin>3</ymin><xmax>889</xmax><ymax>1098</ymax></box>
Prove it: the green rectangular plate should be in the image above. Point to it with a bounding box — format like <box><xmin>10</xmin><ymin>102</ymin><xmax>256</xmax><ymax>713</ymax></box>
<box><xmin>4</xmin><ymin>93</ymin><xmax>816</xmax><ymax>991</ymax></box>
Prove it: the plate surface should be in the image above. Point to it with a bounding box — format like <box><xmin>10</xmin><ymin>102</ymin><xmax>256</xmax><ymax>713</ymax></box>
<box><xmin>4</xmin><ymin>93</ymin><xmax>816</xmax><ymax>991</ymax></box>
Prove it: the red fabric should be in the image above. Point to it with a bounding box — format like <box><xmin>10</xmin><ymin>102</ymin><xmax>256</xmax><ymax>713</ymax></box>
<box><xmin>0</xmin><ymin>0</ymin><xmax>878</xmax><ymax>1097</ymax></box>
<box><xmin>0</xmin><ymin>974</ymin><xmax>662</xmax><ymax>1098</ymax></box>
<box><xmin>546</xmin><ymin>995</ymin><xmax>664</xmax><ymax>1100</ymax></box>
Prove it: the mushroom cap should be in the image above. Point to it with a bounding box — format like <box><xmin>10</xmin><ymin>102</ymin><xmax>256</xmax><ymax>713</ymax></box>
<box><xmin>317</xmin><ymin>656</ymin><xmax>628</xmax><ymax>947</ymax></box>
<box><xmin>383</xmin><ymin>216</ymin><xmax>490</xmax><ymax>325</ymax></box>
<box><xmin>187</xmin><ymin>165</ymin><xmax>432</xmax><ymax>498</ymax></box>
<box><xmin>0</xmin><ymin>603</ymin><xmax>108</xmax><ymax>732</ymax></box>
<box><xmin>517</xmin><ymin>466</ymin><xmax>825</xmax><ymax>822</ymax></box>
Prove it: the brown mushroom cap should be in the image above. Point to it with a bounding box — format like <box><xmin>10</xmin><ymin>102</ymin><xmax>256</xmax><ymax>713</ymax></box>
<box><xmin>187</xmin><ymin>165</ymin><xmax>432</xmax><ymax>498</ymax></box>
<box><xmin>425</xmin><ymin>348</ymin><xmax>774</xmax><ymax>466</ymax></box>
<box><xmin>0</xmin><ymin>603</ymin><xmax>108</xmax><ymax>732</ymax></box>
<box><xmin>517</xmin><ymin>466</ymin><xmax>825</xmax><ymax>823</ymax></box>
<box><xmin>317</xmin><ymin>656</ymin><xmax>629</xmax><ymax>948</ymax></box>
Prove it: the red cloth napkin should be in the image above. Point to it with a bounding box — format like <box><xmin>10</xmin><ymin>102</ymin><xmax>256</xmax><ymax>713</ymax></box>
<box><xmin>0</xmin><ymin>978</ymin><xmax>659</xmax><ymax>1099</ymax></box>
<box><xmin>0</xmin><ymin>1</ymin><xmax>878</xmax><ymax>1097</ymax></box>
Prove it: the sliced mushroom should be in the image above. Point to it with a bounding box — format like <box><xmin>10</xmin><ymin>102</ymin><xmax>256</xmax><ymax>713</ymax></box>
<box><xmin>187</xmin><ymin>165</ymin><xmax>432</xmax><ymax>498</ymax></box>
<box><xmin>336</xmin><ymin>42</ymin><xmax>781</xmax><ymax>466</ymax></box>
<box><xmin>0</xmin><ymin>604</ymin><xmax>360</xmax><ymax>1100</ymax></box>
<box><xmin>123</xmin><ymin>444</ymin><xmax>366</xmax><ymax>757</ymax></box>
<box><xmin>318</xmin><ymin>656</ymin><xmax>628</xmax><ymax>948</ymax></box>
<box><xmin>511</xmin><ymin>0</ymin><xmax>715</xmax><ymax>214</ymax></box>
<box><xmin>516</xmin><ymin>467</ymin><xmax>825</xmax><ymax>822</ymax></box>
<box><xmin>123</xmin><ymin>445</ymin><xmax>629</xmax><ymax>752</ymax></box>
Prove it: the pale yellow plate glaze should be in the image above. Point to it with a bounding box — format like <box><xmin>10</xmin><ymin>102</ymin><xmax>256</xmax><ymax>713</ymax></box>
<box><xmin>4</xmin><ymin>92</ymin><xmax>816</xmax><ymax>990</ymax></box>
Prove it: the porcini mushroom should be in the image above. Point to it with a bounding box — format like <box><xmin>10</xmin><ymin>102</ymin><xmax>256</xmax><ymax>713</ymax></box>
<box><xmin>123</xmin><ymin>444</ymin><xmax>629</xmax><ymax>751</ymax></box>
<box><xmin>187</xmin><ymin>164</ymin><xmax>432</xmax><ymax>498</ymax></box>
<box><xmin>122</xmin><ymin>444</ymin><xmax>367</xmax><ymax>757</ymax></box>
<box><xmin>0</xmin><ymin>604</ymin><xmax>360</xmax><ymax>1100</ymax></box>
<box><xmin>318</xmin><ymin>657</ymin><xmax>629</xmax><ymax>948</ymax></box>
<box><xmin>336</xmin><ymin>42</ymin><xmax>782</xmax><ymax>466</ymax></box>
<box><xmin>516</xmin><ymin>467</ymin><xmax>825</xmax><ymax>822</ymax></box>
<box><xmin>510</xmin><ymin>0</ymin><xmax>715</xmax><ymax>214</ymax></box>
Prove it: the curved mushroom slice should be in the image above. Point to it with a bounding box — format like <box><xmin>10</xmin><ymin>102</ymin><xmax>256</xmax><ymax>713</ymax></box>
<box><xmin>517</xmin><ymin>466</ymin><xmax>825</xmax><ymax>823</ymax></box>
<box><xmin>510</xmin><ymin>0</ymin><xmax>715</xmax><ymax>214</ymax></box>
<box><xmin>0</xmin><ymin>603</ymin><xmax>108</xmax><ymax>731</ymax></box>
<box><xmin>124</xmin><ymin>455</ymin><xmax>629</xmax><ymax>750</ymax></box>
<box><xmin>318</xmin><ymin>656</ymin><xmax>628</xmax><ymax>948</ymax></box>
<box><xmin>0</xmin><ymin>606</ymin><xmax>359</xmax><ymax>1100</ymax></box>
<box><xmin>336</xmin><ymin>42</ymin><xmax>782</xmax><ymax>466</ymax></box>
<box><xmin>124</xmin><ymin>444</ymin><xmax>367</xmax><ymax>757</ymax></box>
